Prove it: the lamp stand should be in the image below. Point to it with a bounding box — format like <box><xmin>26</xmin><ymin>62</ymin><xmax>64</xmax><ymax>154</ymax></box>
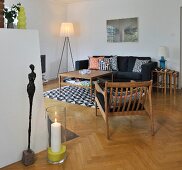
<box><xmin>57</xmin><ymin>37</ymin><xmax>74</xmax><ymax>77</ymax></box>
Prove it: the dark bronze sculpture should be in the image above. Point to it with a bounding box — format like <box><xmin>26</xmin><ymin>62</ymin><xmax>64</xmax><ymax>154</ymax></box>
<box><xmin>22</xmin><ymin>64</ymin><xmax>36</xmax><ymax>166</ymax></box>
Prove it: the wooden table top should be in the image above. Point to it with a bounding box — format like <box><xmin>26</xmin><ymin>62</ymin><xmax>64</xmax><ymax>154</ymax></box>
<box><xmin>152</xmin><ymin>69</ymin><xmax>179</xmax><ymax>74</ymax></box>
<box><xmin>59</xmin><ymin>70</ymin><xmax>112</xmax><ymax>79</ymax></box>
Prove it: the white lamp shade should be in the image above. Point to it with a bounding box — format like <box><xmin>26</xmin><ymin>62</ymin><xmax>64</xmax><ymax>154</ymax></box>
<box><xmin>60</xmin><ymin>23</ymin><xmax>74</xmax><ymax>37</ymax></box>
<box><xmin>158</xmin><ymin>46</ymin><xmax>169</xmax><ymax>58</ymax></box>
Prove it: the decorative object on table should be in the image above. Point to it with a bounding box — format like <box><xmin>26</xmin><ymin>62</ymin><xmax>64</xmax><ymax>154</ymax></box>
<box><xmin>57</xmin><ymin>22</ymin><xmax>75</xmax><ymax>76</ymax></box>
<box><xmin>22</xmin><ymin>64</ymin><xmax>36</xmax><ymax>166</ymax></box>
<box><xmin>0</xmin><ymin>0</ymin><xmax>4</xmax><ymax>28</ymax></box>
<box><xmin>79</xmin><ymin>69</ymin><xmax>91</xmax><ymax>75</ymax></box>
<box><xmin>44</xmin><ymin>86</ymin><xmax>95</xmax><ymax>108</ymax></box>
<box><xmin>107</xmin><ymin>17</ymin><xmax>138</xmax><ymax>42</ymax></box>
<box><xmin>3</xmin><ymin>2</ymin><xmax>21</xmax><ymax>28</ymax></box>
<box><xmin>46</xmin><ymin>106</ymin><xmax>67</xmax><ymax>164</ymax></box>
<box><xmin>17</xmin><ymin>5</ymin><xmax>26</xmax><ymax>29</ymax></box>
<box><xmin>158</xmin><ymin>46</ymin><xmax>169</xmax><ymax>69</ymax></box>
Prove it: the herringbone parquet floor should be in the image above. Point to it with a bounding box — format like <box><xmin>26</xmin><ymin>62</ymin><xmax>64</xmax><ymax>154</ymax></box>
<box><xmin>3</xmin><ymin>80</ymin><xmax>182</xmax><ymax>170</ymax></box>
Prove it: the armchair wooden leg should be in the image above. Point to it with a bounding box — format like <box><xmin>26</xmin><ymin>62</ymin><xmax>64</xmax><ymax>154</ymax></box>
<box><xmin>151</xmin><ymin>114</ymin><xmax>155</xmax><ymax>136</ymax></box>
<box><xmin>95</xmin><ymin>101</ymin><xmax>98</xmax><ymax>116</ymax></box>
<box><xmin>106</xmin><ymin>117</ymin><xmax>110</xmax><ymax>139</ymax></box>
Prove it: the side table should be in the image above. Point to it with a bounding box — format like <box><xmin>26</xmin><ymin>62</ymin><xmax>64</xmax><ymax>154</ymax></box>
<box><xmin>152</xmin><ymin>70</ymin><xmax>167</xmax><ymax>94</ymax></box>
<box><xmin>152</xmin><ymin>69</ymin><xmax>179</xmax><ymax>95</ymax></box>
<box><xmin>167</xmin><ymin>70</ymin><xmax>179</xmax><ymax>95</ymax></box>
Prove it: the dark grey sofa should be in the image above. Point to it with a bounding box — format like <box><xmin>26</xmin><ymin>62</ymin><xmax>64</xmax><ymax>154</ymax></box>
<box><xmin>75</xmin><ymin>56</ymin><xmax>157</xmax><ymax>82</ymax></box>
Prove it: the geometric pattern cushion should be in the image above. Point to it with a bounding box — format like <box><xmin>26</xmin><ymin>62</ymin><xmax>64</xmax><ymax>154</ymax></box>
<box><xmin>110</xmin><ymin>55</ymin><xmax>118</xmax><ymax>71</ymax></box>
<box><xmin>132</xmin><ymin>59</ymin><xmax>150</xmax><ymax>73</ymax></box>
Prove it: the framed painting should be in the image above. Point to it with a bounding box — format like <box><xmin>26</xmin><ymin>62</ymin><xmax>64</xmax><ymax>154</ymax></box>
<box><xmin>107</xmin><ymin>17</ymin><xmax>138</xmax><ymax>42</ymax></box>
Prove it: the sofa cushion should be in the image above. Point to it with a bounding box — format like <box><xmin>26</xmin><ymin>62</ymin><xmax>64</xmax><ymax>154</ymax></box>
<box><xmin>115</xmin><ymin>71</ymin><xmax>142</xmax><ymax>80</ymax></box>
<box><xmin>117</xmin><ymin>56</ymin><xmax>129</xmax><ymax>72</ymax></box>
<box><xmin>88</xmin><ymin>56</ymin><xmax>104</xmax><ymax>70</ymax></box>
<box><xmin>110</xmin><ymin>56</ymin><xmax>118</xmax><ymax>71</ymax></box>
<box><xmin>132</xmin><ymin>59</ymin><xmax>150</xmax><ymax>73</ymax></box>
<box><xmin>99</xmin><ymin>59</ymin><xmax>111</xmax><ymax>71</ymax></box>
<box><xmin>128</xmin><ymin>57</ymin><xmax>151</xmax><ymax>72</ymax></box>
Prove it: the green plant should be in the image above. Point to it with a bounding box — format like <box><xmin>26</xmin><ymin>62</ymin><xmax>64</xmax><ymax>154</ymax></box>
<box><xmin>3</xmin><ymin>3</ymin><xmax>21</xmax><ymax>23</ymax></box>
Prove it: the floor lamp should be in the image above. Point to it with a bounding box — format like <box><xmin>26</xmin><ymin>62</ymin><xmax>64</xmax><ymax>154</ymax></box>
<box><xmin>57</xmin><ymin>23</ymin><xmax>75</xmax><ymax>76</ymax></box>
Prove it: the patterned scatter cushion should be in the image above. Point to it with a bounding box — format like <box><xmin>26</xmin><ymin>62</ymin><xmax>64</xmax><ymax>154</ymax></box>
<box><xmin>88</xmin><ymin>56</ymin><xmax>104</xmax><ymax>70</ymax></box>
<box><xmin>132</xmin><ymin>59</ymin><xmax>150</xmax><ymax>73</ymax></box>
<box><xmin>110</xmin><ymin>55</ymin><xmax>118</xmax><ymax>71</ymax></box>
<box><xmin>102</xmin><ymin>56</ymin><xmax>118</xmax><ymax>71</ymax></box>
<box><xmin>99</xmin><ymin>59</ymin><xmax>111</xmax><ymax>71</ymax></box>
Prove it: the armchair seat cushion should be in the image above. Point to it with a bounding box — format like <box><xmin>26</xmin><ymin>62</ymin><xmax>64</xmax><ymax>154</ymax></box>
<box><xmin>96</xmin><ymin>90</ymin><xmax>144</xmax><ymax>112</ymax></box>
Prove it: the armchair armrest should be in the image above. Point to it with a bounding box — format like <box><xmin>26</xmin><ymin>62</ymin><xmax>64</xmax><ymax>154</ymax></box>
<box><xmin>94</xmin><ymin>81</ymin><xmax>104</xmax><ymax>96</ymax></box>
<box><xmin>75</xmin><ymin>60</ymin><xmax>89</xmax><ymax>70</ymax></box>
<box><xmin>141</xmin><ymin>62</ymin><xmax>158</xmax><ymax>81</ymax></box>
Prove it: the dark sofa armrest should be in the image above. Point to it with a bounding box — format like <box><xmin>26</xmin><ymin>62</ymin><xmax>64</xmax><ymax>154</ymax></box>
<box><xmin>141</xmin><ymin>62</ymin><xmax>158</xmax><ymax>81</ymax></box>
<box><xmin>75</xmin><ymin>60</ymin><xmax>89</xmax><ymax>70</ymax></box>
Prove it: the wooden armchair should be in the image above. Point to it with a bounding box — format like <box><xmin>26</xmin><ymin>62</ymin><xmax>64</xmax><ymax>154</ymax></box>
<box><xmin>94</xmin><ymin>80</ymin><xmax>154</xmax><ymax>139</ymax></box>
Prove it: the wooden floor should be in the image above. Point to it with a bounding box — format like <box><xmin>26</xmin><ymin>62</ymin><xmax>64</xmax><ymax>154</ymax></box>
<box><xmin>3</xmin><ymin>79</ymin><xmax>182</xmax><ymax>170</ymax></box>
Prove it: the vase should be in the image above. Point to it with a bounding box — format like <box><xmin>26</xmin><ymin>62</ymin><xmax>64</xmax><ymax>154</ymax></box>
<box><xmin>46</xmin><ymin>105</ymin><xmax>67</xmax><ymax>164</ymax></box>
<box><xmin>17</xmin><ymin>6</ymin><xmax>26</xmax><ymax>29</ymax></box>
<box><xmin>7</xmin><ymin>22</ymin><xmax>14</xmax><ymax>29</ymax></box>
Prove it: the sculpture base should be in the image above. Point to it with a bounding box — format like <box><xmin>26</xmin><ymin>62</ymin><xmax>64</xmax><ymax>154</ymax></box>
<box><xmin>48</xmin><ymin>145</ymin><xmax>67</xmax><ymax>164</ymax></box>
<box><xmin>22</xmin><ymin>149</ymin><xmax>35</xmax><ymax>166</ymax></box>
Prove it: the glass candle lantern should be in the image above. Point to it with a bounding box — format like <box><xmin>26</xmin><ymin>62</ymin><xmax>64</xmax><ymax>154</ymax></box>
<box><xmin>46</xmin><ymin>105</ymin><xmax>67</xmax><ymax>164</ymax></box>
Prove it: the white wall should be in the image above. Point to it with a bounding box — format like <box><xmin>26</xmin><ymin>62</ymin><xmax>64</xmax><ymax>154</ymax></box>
<box><xmin>5</xmin><ymin>0</ymin><xmax>67</xmax><ymax>80</ymax></box>
<box><xmin>0</xmin><ymin>30</ymin><xmax>48</xmax><ymax>168</ymax></box>
<box><xmin>67</xmin><ymin>0</ymin><xmax>181</xmax><ymax>72</ymax></box>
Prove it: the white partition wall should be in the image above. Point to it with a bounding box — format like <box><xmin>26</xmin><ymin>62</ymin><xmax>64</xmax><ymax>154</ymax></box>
<box><xmin>0</xmin><ymin>29</ymin><xmax>48</xmax><ymax>168</ymax></box>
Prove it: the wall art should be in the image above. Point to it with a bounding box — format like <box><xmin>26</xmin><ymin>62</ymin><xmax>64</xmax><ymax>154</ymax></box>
<box><xmin>107</xmin><ymin>17</ymin><xmax>138</xmax><ymax>42</ymax></box>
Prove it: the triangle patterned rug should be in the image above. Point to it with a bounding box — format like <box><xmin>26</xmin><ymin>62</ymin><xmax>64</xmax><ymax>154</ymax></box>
<box><xmin>44</xmin><ymin>86</ymin><xmax>95</xmax><ymax>108</ymax></box>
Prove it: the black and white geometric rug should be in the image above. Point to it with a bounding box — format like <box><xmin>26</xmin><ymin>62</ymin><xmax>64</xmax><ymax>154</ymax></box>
<box><xmin>44</xmin><ymin>86</ymin><xmax>95</xmax><ymax>108</ymax></box>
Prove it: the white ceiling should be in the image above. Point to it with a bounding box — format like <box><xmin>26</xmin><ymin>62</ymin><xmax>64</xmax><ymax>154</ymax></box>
<box><xmin>59</xmin><ymin>0</ymin><xmax>99</xmax><ymax>4</ymax></box>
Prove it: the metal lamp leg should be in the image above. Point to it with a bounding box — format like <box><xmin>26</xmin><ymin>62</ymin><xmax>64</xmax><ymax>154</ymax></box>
<box><xmin>57</xmin><ymin>37</ymin><xmax>67</xmax><ymax>77</ymax></box>
<box><xmin>67</xmin><ymin>37</ymin><xmax>75</xmax><ymax>70</ymax></box>
<box><xmin>57</xmin><ymin>37</ymin><xmax>75</xmax><ymax>77</ymax></box>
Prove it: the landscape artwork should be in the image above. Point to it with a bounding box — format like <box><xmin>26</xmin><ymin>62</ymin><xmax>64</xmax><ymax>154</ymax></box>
<box><xmin>107</xmin><ymin>17</ymin><xmax>138</xmax><ymax>42</ymax></box>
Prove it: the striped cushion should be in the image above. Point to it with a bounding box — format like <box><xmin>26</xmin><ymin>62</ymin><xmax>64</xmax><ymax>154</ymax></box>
<box><xmin>99</xmin><ymin>60</ymin><xmax>111</xmax><ymax>71</ymax></box>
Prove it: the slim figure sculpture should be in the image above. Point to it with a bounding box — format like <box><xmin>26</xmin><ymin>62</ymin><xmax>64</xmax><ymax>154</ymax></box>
<box><xmin>27</xmin><ymin>64</ymin><xmax>36</xmax><ymax>150</ymax></box>
<box><xmin>22</xmin><ymin>64</ymin><xmax>36</xmax><ymax>166</ymax></box>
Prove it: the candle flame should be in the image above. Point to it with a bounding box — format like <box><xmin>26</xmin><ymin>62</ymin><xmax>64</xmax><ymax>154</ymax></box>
<box><xmin>55</xmin><ymin>118</ymin><xmax>57</xmax><ymax>123</ymax></box>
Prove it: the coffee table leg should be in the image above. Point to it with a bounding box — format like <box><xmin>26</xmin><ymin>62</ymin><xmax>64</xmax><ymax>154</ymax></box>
<box><xmin>90</xmin><ymin>78</ymin><xmax>93</xmax><ymax>101</ymax></box>
<box><xmin>59</xmin><ymin>75</ymin><xmax>61</xmax><ymax>93</ymax></box>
